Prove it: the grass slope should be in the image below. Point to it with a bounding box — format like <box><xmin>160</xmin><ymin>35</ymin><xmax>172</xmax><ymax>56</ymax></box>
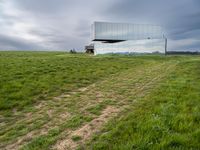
<box><xmin>0</xmin><ymin>52</ymin><xmax>150</xmax><ymax>113</ymax></box>
<box><xmin>0</xmin><ymin>52</ymin><xmax>199</xmax><ymax>150</ymax></box>
<box><xmin>88</xmin><ymin>59</ymin><xmax>200</xmax><ymax>150</ymax></box>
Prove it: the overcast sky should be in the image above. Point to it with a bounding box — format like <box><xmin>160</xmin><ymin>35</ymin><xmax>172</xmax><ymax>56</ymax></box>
<box><xmin>0</xmin><ymin>0</ymin><xmax>200</xmax><ymax>51</ymax></box>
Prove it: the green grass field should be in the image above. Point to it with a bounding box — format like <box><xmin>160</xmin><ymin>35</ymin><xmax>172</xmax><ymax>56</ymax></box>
<box><xmin>0</xmin><ymin>52</ymin><xmax>199</xmax><ymax>150</ymax></box>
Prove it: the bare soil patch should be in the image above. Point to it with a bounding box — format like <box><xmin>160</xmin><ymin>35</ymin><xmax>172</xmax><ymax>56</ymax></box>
<box><xmin>53</xmin><ymin>106</ymin><xmax>120</xmax><ymax>150</ymax></box>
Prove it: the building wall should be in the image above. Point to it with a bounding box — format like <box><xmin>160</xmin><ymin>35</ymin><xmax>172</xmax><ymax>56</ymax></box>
<box><xmin>94</xmin><ymin>39</ymin><xmax>165</xmax><ymax>55</ymax></box>
<box><xmin>92</xmin><ymin>22</ymin><xmax>163</xmax><ymax>41</ymax></box>
<box><xmin>91</xmin><ymin>22</ymin><xmax>166</xmax><ymax>55</ymax></box>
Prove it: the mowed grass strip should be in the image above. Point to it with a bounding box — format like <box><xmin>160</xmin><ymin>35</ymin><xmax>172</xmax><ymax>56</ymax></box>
<box><xmin>87</xmin><ymin>59</ymin><xmax>200</xmax><ymax>150</ymax></box>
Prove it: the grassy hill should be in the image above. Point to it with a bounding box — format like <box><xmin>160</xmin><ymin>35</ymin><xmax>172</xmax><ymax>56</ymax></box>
<box><xmin>0</xmin><ymin>52</ymin><xmax>199</xmax><ymax>149</ymax></box>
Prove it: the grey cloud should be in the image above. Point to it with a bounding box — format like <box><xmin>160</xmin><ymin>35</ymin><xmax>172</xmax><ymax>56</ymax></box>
<box><xmin>0</xmin><ymin>34</ymin><xmax>43</xmax><ymax>50</ymax></box>
<box><xmin>0</xmin><ymin>0</ymin><xmax>199</xmax><ymax>51</ymax></box>
<box><xmin>168</xmin><ymin>39</ymin><xmax>200</xmax><ymax>51</ymax></box>
<box><xmin>75</xmin><ymin>20</ymin><xmax>91</xmax><ymax>38</ymax></box>
<box><xmin>12</xmin><ymin>0</ymin><xmax>70</xmax><ymax>14</ymax></box>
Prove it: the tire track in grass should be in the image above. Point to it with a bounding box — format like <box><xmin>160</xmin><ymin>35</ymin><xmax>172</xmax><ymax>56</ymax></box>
<box><xmin>2</xmin><ymin>112</ymin><xmax>71</xmax><ymax>150</ymax></box>
<box><xmin>0</xmin><ymin>84</ymin><xmax>98</xmax><ymax>150</ymax></box>
<box><xmin>2</xmin><ymin>83</ymin><xmax>102</xmax><ymax>150</ymax></box>
<box><xmin>54</xmin><ymin>106</ymin><xmax>120</xmax><ymax>150</ymax></box>
<box><xmin>51</xmin><ymin>62</ymin><xmax>177</xmax><ymax>150</ymax></box>
<box><xmin>2</xmin><ymin>61</ymin><xmax>177</xmax><ymax>150</ymax></box>
<box><xmin>0</xmin><ymin>81</ymin><xmax>112</xmax><ymax>149</ymax></box>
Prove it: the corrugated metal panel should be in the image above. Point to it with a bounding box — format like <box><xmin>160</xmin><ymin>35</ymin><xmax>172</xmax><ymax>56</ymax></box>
<box><xmin>92</xmin><ymin>22</ymin><xmax>163</xmax><ymax>41</ymax></box>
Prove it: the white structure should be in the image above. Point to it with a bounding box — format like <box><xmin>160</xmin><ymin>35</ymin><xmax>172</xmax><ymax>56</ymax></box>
<box><xmin>89</xmin><ymin>22</ymin><xmax>167</xmax><ymax>55</ymax></box>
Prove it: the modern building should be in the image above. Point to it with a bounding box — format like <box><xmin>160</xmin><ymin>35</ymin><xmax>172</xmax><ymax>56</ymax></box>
<box><xmin>85</xmin><ymin>21</ymin><xmax>167</xmax><ymax>55</ymax></box>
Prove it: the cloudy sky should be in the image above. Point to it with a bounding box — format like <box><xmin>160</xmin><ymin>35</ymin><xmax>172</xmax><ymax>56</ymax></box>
<box><xmin>0</xmin><ymin>0</ymin><xmax>200</xmax><ymax>51</ymax></box>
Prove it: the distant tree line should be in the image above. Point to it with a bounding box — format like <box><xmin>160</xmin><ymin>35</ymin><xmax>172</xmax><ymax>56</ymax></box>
<box><xmin>166</xmin><ymin>51</ymin><xmax>200</xmax><ymax>55</ymax></box>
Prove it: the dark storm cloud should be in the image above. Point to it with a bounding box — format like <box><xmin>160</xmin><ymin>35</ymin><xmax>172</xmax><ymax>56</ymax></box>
<box><xmin>0</xmin><ymin>0</ymin><xmax>199</xmax><ymax>51</ymax></box>
<box><xmin>104</xmin><ymin>1</ymin><xmax>199</xmax><ymax>29</ymax></box>
<box><xmin>102</xmin><ymin>0</ymin><xmax>200</xmax><ymax>51</ymax></box>
<box><xmin>0</xmin><ymin>0</ymin><xmax>116</xmax><ymax>50</ymax></box>
<box><xmin>109</xmin><ymin>2</ymin><xmax>199</xmax><ymax>31</ymax></box>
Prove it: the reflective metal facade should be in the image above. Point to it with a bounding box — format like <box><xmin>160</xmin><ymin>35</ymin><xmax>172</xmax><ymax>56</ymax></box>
<box><xmin>91</xmin><ymin>22</ymin><xmax>166</xmax><ymax>55</ymax></box>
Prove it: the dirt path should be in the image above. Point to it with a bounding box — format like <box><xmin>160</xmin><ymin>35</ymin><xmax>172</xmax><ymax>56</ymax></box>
<box><xmin>0</xmin><ymin>61</ymin><xmax>178</xmax><ymax>150</ymax></box>
<box><xmin>52</xmin><ymin>62</ymin><xmax>177</xmax><ymax>150</ymax></box>
<box><xmin>54</xmin><ymin>106</ymin><xmax>120</xmax><ymax>150</ymax></box>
